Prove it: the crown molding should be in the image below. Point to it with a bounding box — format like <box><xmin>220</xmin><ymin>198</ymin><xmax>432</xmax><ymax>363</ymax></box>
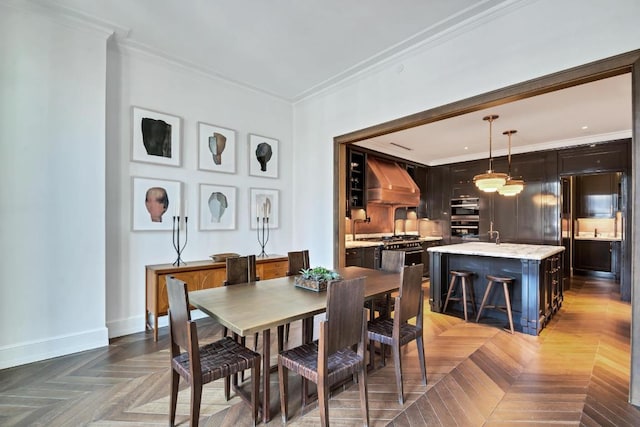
<box><xmin>0</xmin><ymin>0</ymin><xmax>129</xmax><ymax>40</ymax></box>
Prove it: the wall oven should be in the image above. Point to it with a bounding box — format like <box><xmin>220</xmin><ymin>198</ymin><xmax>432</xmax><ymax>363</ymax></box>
<box><xmin>450</xmin><ymin>197</ymin><xmax>480</xmax><ymax>239</ymax></box>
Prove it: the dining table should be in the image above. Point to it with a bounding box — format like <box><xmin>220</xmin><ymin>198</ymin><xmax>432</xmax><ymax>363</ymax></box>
<box><xmin>188</xmin><ymin>265</ymin><xmax>402</xmax><ymax>422</ymax></box>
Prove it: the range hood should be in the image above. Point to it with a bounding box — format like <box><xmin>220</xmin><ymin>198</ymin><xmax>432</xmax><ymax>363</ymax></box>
<box><xmin>366</xmin><ymin>157</ymin><xmax>420</xmax><ymax>206</ymax></box>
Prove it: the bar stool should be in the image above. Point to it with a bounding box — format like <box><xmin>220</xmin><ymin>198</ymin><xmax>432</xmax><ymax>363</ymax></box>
<box><xmin>443</xmin><ymin>270</ymin><xmax>476</xmax><ymax>321</ymax></box>
<box><xmin>476</xmin><ymin>275</ymin><xmax>515</xmax><ymax>334</ymax></box>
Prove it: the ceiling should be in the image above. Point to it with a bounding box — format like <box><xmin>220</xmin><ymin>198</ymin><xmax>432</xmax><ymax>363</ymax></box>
<box><xmin>31</xmin><ymin>0</ymin><xmax>632</xmax><ymax>166</ymax></box>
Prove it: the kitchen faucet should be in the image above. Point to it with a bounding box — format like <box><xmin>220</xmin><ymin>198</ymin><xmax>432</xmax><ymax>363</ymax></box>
<box><xmin>488</xmin><ymin>221</ymin><xmax>500</xmax><ymax>245</ymax></box>
<box><xmin>352</xmin><ymin>216</ymin><xmax>371</xmax><ymax>241</ymax></box>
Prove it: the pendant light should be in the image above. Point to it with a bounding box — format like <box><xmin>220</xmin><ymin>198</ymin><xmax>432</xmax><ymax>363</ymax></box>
<box><xmin>498</xmin><ymin>129</ymin><xmax>525</xmax><ymax>196</ymax></box>
<box><xmin>473</xmin><ymin>115</ymin><xmax>508</xmax><ymax>192</ymax></box>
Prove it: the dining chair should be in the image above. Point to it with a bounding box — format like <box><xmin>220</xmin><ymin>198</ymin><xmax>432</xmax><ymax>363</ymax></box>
<box><xmin>278</xmin><ymin>277</ymin><xmax>370</xmax><ymax>427</ymax></box>
<box><xmin>224</xmin><ymin>255</ymin><xmax>260</xmax><ymax>350</ymax></box>
<box><xmin>285</xmin><ymin>250</ymin><xmax>311</xmax><ymax>342</ymax></box>
<box><xmin>166</xmin><ymin>277</ymin><xmax>261</xmax><ymax>427</ymax></box>
<box><xmin>367</xmin><ymin>263</ymin><xmax>427</xmax><ymax>404</ymax></box>
<box><xmin>367</xmin><ymin>250</ymin><xmax>405</xmax><ymax>321</ymax></box>
<box><xmin>286</xmin><ymin>249</ymin><xmax>310</xmax><ymax>276</ymax></box>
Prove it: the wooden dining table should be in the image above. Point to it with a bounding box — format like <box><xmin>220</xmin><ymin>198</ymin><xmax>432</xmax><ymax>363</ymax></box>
<box><xmin>188</xmin><ymin>265</ymin><xmax>402</xmax><ymax>422</ymax></box>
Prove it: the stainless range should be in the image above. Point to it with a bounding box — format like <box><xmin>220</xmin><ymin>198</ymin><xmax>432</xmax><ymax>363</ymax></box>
<box><xmin>379</xmin><ymin>235</ymin><xmax>424</xmax><ymax>267</ymax></box>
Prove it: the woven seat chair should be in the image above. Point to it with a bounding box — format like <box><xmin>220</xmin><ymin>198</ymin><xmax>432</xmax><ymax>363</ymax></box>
<box><xmin>224</xmin><ymin>255</ymin><xmax>260</xmax><ymax>350</ymax></box>
<box><xmin>166</xmin><ymin>277</ymin><xmax>261</xmax><ymax>427</ymax></box>
<box><xmin>284</xmin><ymin>250</ymin><xmax>311</xmax><ymax>343</ymax></box>
<box><xmin>366</xmin><ymin>250</ymin><xmax>405</xmax><ymax>321</ymax></box>
<box><xmin>278</xmin><ymin>277</ymin><xmax>370</xmax><ymax>427</ymax></box>
<box><xmin>367</xmin><ymin>263</ymin><xmax>427</xmax><ymax>404</ymax></box>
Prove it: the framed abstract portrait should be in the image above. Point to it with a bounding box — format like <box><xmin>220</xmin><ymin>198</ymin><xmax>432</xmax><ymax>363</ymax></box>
<box><xmin>132</xmin><ymin>177</ymin><xmax>182</xmax><ymax>231</ymax></box>
<box><xmin>250</xmin><ymin>188</ymin><xmax>279</xmax><ymax>229</ymax></box>
<box><xmin>131</xmin><ymin>106</ymin><xmax>182</xmax><ymax>167</ymax></box>
<box><xmin>197</xmin><ymin>122</ymin><xmax>236</xmax><ymax>174</ymax></box>
<box><xmin>248</xmin><ymin>134</ymin><xmax>279</xmax><ymax>178</ymax></box>
<box><xmin>199</xmin><ymin>184</ymin><xmax>237</xmax><ymax>230</ymax></box>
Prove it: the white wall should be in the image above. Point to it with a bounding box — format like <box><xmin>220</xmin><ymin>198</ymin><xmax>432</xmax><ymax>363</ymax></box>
<box><xmin>291</xmin><ymin>0</ymin><xmax>640</xmax><ymax>266</ymax></box>
<box><xmin>0</xmin><ymin>3</ymin><xmax>109</xmax><ymax>368</ymax></box>
<box><xmin>105</xmin><ymin>46</ymin><xmax>293</xmax><ymax>338</ymax></box>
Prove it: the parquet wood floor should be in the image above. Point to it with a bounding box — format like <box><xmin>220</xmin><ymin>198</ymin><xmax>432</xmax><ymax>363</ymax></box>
<box><xmin>1</xmin><ymin>276</ymin><xmax>639</xmax><ymax>426</ymax></box>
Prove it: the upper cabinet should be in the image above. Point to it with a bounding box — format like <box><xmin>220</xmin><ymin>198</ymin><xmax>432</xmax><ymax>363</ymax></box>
<box><xmin>347</xmin><ymin>149</ymin><xmax>366</xmax><ymax>210</ymax></box>
<box><xmin>575</xmin><ymin>173</ymin><xmax>620</xmax><ymax>218</ymax></box>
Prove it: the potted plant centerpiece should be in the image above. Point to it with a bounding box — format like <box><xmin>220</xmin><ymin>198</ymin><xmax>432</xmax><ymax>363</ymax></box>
<box><xmin>294</xmin><ymin>266</ymin><xmax>342</xmax><ymax>292</ymax></box>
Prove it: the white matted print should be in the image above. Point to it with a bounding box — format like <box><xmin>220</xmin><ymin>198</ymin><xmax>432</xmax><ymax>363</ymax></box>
<box><xmin>248</xmin><ymin>134</ymin><xmax>279</xmax><ymax>178</ymax></box>
<box><xmin>131</xmin><ymin>106</ymin><xmax>181</xmax><ymax>166</ymax></box>
<box><xmin>250</xmin><ymin>188</ymin><xmax>279</xmax><ymax>229</ymax></box>
<box><xmin>198</xmin><ymin>122</ymin><xmax>236</xmax><ymax>174</ymax></box>
<box><xmin>199</xmin><ymin>184</ymin><xmax>236</xmax><ymax>230</ymax></box>
<box><xmin>132</xmin><ymin>177</ymin><xmax>182</xmax><ymax>231</ymax></box>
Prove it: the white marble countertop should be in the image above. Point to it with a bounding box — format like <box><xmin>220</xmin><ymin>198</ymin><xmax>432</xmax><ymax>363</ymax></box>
<box><xmin>427</xmin><ymin>242</ymin><xmax>565</xmax><ymax>260</ymax></box>
<box><xmin>574</xmin><ymin>235</ymin><xmax>621</xmax><ymax>242</ymax></box>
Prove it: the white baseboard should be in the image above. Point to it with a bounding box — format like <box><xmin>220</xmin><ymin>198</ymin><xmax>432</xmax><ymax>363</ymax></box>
<box><xmin>106</xmin><ymin>310</ymin><xmax>208</xmax><ymax>339</ymax></box>
<box><xmin>0</xmin><ymin>327</ymin><xmax>109</xmax><ymax>370</ymax></box>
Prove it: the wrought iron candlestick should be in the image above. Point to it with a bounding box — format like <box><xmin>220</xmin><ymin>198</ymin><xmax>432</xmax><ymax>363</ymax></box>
<box><xmin>172</xmin><ymin>215</ymin><xmax>188</xmax><ymax>266</ymax></box>
<box><xmin>257</xmin><ymin>216</ymin><xmax>270</xmax><ymax>258</ymax></box>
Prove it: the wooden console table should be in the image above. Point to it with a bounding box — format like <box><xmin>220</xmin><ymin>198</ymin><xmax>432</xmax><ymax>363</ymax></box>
<box><xmin>145</xmin><ymin>255</ymin><xmax>288</xmax><ymax>341</ymax></box>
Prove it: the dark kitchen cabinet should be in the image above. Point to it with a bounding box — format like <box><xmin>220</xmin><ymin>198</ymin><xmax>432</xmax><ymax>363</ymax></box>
<box><xmin>345</xmin><ymin>246</ymin><xmax>378</xmax><ymax>269</ymax></box>
<box><xmin>347</xmin><ymin>149</ymin><xmax>366</xmax><ymax>210</ymax></box>
<box><xmin>574</xmin><ymin>239</ymin><xmax>613</xmax><ymax>273</ymax></box>
<box><xmin>407</xmin><ymin>165</ymin><xmax>428</xmax><ymax>218</ymax></box>
<box><xmin>558</xmin><ymin>140</ymin><xmax>630</xmax><ymax>175</ymax></box>
<box><xmin>421</xmin><ymin>240</ymin><xmax>440</xmax><ymax>276</ymax></box>
<box><xmin>427</xmin><ymin>165</ymin><xmax>450</xmax><ymax>220</ymax></box>
<box><xmin>575</xmin><ymin>173</ymin><xmax>619</xmax><ymax>218</ymax></box>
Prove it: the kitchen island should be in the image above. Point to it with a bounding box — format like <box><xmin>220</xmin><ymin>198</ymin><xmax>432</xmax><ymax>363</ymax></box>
<box><xmin>428</xmin><ymin>242</ymin><xmax>565</xmax><ymax>335</ymax></box>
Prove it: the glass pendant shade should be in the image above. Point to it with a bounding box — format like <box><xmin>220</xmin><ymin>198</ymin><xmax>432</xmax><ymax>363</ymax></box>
<box><xmin>497</xmin><ymin>129</ymin><xmax>525</xmax><ymax>196</ymax></box>
<box><xmin>473</xmin><ymin>114</ymin><xmax>507</xmax><ymax>192</ymax></box>
<box><xmin>474</xmin><ymin>171</ymin><xmax>508</xmax><ymax>192</ymax></box>
<box><xmin>498</xmin><ymin>177</ymin><xmax>524</xmax><ymax>196</ymax></box>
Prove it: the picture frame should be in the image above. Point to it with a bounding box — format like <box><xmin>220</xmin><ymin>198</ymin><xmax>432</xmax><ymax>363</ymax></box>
<box><xmin>199</xmin><ymin>184</ymin><xmax>237</xmax><ymax>230</ymax></box>
<box><xmin>250</xmin><ymin>188</ymin><xmax>279</xmax><ymax>229</ymax></box>
<box><xmin>132</xmin><ymin>177</ymin><xmax>182</xmax><ymax>231</ymax></box>
<box><xmin>248</xmin><ymin>134</ymin><xmax>279</xmax><ymax>178</ymax></box>
<box><xmin>131</xmin><ymin>106</ymin><xmax>182</xmax><ymax>166</ymax></box>
<box><xmin>198</xmin><ymin>122</ymin><xmax>236</xmax><ymax>174</ymax></box>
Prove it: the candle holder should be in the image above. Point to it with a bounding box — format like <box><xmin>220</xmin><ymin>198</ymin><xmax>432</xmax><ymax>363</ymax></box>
<box><xmin>172</xmin><ymin>215</ymin><xmax>188</xmax><ymax>266</ymax></box>
<box><xmin>256</xmin><ymin>216</ymin><xmax>270</xmax><ymax>258</ymax></box>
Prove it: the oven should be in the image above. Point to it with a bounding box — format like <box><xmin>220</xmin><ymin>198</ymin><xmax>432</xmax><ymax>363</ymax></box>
<box><xmin>450</xmin><ymin>197</ymin><xmax>480</xmax><ymax>240</ymax></box>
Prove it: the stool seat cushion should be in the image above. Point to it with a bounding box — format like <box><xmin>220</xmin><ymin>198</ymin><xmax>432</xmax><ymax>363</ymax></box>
<box><xmin>486</xmin><ymin>275</ymin><xmax>514</xmax><ymax>283</ymax></box>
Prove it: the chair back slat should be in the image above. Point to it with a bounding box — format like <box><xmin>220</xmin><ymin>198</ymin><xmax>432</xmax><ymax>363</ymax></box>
<box><xmin>381</xmin><ymin>250</ymin><xmax>405</xmax><ymax>272</ymax></box>
<box><xmin>397</xmin><ymin>264</ymin><xmax>424</xmax><ymax>324</ymax></box>
<box><xmin>166</xmin><ymin>276</ymin><xmax>193</xmax><ymax>351</ymax></box>
<box><xmin>286</xmin><ymin>250</ymin><xmax>310</xmax><ymax>276</ymax></box>
<box><xmin>324</xmin><ymin>277</ymin><xmax>365</xmax><ymax>354</ymax></box>
<box><xmin>225</xmin><ymin>255</ymin><xmax>258</xmax><ymax>285</ymax></box>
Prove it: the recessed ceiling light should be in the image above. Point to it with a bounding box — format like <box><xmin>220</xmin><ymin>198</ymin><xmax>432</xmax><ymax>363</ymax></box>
<box><xmin>464</xmin><ymin>146</ymin><xmax>469</xmax><ymax>150</ymax></box>
<box><xmin>581</xmin><ymin>125</ymin><xmax>589</xmax><ymax>130</ymax></box>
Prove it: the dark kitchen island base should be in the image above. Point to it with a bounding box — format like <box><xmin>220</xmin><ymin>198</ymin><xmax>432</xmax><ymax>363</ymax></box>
<box><xmin>428</xmin><ymin>242</ymin><xmax>564</xmax><ymax>336</ymax></box>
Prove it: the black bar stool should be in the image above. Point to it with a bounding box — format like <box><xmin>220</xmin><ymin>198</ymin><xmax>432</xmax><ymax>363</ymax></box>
<box><xmin>476</xmin><ymin>275</ymin><xmax>515</xmax><ymax>334</ymax></box>
<box><xmin>443</xmin><ymin>270</ymin><xmax>476</xmax><ymax>321</ymax></box>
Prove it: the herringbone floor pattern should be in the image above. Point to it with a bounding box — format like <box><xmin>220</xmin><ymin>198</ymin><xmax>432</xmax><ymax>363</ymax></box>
<box><xmin>1</xmin><ymin>276</ymin><xmax>639</xmax><ymax>426</ymax></box>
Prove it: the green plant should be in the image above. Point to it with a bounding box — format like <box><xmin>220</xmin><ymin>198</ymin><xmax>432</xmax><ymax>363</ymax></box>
<box><xmin>299</xmin><ymin>266</ymin><xmax>341</xmax><ymax>283</ymax></box>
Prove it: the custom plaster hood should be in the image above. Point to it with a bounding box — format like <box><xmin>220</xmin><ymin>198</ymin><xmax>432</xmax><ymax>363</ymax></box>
<box><xmin>366</xmin><ymin>157</ymin><xmax>420</xmax><ymax>206</ymax></box>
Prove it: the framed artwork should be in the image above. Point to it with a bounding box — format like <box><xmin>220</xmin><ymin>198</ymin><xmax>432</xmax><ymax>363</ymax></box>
<box><xmin>199</xmin><ymin>184</ymin><xmax>236</xmax><ymax>230</ymax></box>
<box><xmin>198</xmin><ymin>122</ymin><xmax>236</xmax><ymax>174</ymax></box>
<box><xmin>248</xmin><ymin>134</ymin><xmax>279</xmax><ymax>178</ymax></box>
<box><xmin>250</xmin><ymin>188</ymin><xmax>279</xmax><ymax>229</ymax></box>
<box><xmin>132</xmin><ymin>177</ymin><xmax>182</xmax><ymax>231</ymax></box>
<box><xmin>131</xmin><ymin>106</ymin><xmax>182</xmax><ymax>166</ymax></box>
